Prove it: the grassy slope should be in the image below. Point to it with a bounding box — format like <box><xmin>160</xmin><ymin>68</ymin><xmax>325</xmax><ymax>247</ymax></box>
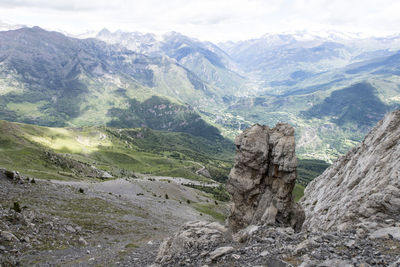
<box><xmin>0</xmin><ymin>120</ymin><xmax>233</xmax><ymax>182</ymax></box>
<box><xmin>0</xmin><ymin>120</ymin><xmax>329</xmax><ymax>201</ymax></box>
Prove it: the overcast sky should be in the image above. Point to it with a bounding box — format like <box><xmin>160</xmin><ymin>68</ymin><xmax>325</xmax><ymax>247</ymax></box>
<box><xmin>1</xmin><ymin>0</ymin><xmax>399</xmax><ymax>42</ymax></box>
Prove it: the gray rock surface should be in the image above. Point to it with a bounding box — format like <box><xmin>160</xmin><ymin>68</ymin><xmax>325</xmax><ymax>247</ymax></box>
<box><xmin>155</xmin><ymin>221</ymin><xmax>228</xmax><ymax>264</ymax></box>
<box><xmin>301</xmin><ymin>110</ymin><xmax>400</xmax><ymax>233</ymax></box>
<box><xmin>153</xmin><ymin>223</ymin><xmax>400</xmax><ymax>266</ymax></box>
<box><xmin>1</xmin><ymin>168</ymin><xmax>25</xmax><ymax>183</ymax></box>
<box><xmin>227</xmin><ymin>123</ymin><xmax>304</xmax><ymax>232</ymax></box>
<box><xmin>369</xmin><ymin>227</ymin><xmax>400</xmax><ymax>241</ymax></box>
<box><xmin>209</xmin><ymin>246</ymin><xmax>235</xmax><ymax>260</ymax></box>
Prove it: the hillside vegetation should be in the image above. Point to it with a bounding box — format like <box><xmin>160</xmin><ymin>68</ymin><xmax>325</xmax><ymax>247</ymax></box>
<box><xmin>0</xmin><ymin>120</ymin><xmax>327</xmax><ymax>202</ymax></box>
<box><xmin>0</xmin><ymin>120</ymin><xmax>234</xmax><ymax>182</ymax></box>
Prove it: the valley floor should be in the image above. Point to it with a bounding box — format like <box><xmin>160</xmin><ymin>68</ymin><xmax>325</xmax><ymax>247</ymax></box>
<box><xmin>0</xmin><ymin>171</ymin><xmax>228</xmax><ymax>266</ymax></box>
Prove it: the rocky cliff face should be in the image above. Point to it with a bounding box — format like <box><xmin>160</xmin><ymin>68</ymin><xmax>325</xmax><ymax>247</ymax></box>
<box><xmin>301</xmin><ymin>110</ymin><xmax>400</xmax><ymax>234</ymax></box>
<box><xmin>227</xmin><ymin>123</ymin><xmax>304</xmax><ymax>232</ymax></box>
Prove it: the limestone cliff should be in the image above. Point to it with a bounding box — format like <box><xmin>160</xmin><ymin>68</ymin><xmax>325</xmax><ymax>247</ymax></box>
<box><xmin>301</xmin><ymin>110</ymin><xmax>400</xmax><ymax>234</ymax></box>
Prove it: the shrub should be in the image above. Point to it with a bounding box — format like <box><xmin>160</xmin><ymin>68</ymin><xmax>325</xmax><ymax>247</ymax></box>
<box><xmin>13</xmin><ymin>202</ymin><xmax>22</xmax><ymax>213</ymax></box>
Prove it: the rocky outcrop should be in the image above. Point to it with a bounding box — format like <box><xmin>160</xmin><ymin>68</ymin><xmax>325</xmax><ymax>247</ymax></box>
<box><xmin>227</xmin><ymin>123</ymin><xmax>304</xmax><ymax>232</ymax></box>
<box><xmin>0</xmin><ymin>168</ymin><xmax>28</xmax><ymax>184</ymax></box>
<box><xmin>155</xmin><ymin>221</ymin><xmax>228</xmax><ymax>265</ymax></box>
<box><xmin>44</xmin><ymin>152</ymin><xmax>114</xmax><ymax>179</ymax></box>
<box><xmin>301</xmin><ymin>110</ymin><xmax>400</xmax><ymax>234</ymax></box>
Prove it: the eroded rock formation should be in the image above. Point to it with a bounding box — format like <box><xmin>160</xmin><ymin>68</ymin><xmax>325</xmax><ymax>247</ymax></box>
<box><xmin>227</xmin><ymin>123</ymin><xmax>304</xmax><ymax>232</ymax></box>
<box><xmin>155</xmin><ymin>221</ymin><xmax>228</xmax><ymax>265</ymax></box>
<box><xmin>301</xmin><ymin>110</ymin><xmax>400</xmax><ymax>234</ymax></box>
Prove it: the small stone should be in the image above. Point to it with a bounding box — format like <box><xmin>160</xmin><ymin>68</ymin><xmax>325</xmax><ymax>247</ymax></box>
<box><xmin>231</xmin><ymin>254</ymin><xmax>241</xmax><ymax>260</ymax></box>
<box><xmin>259</xmin><ymin>250</ymin><xmax>269</xmax><ymax>257</ymax></box>
<box><xmin>233</xmin><ymin>225</ymin><xmax>259</xmax><ymax>242</ymax></box>
<box><xmin>0</xmin><ymin>231</ymin><xmax>19</xmax><ymax>242</ymax></box>
<box><xmin>79</xmin><ymin>237</ymin><xmax>88</xmax><ymax>246</ymax></box>
<box><xmin>65</xmin><ymin>225</ymin><xmax>76</xmax><ymax>233</ymax></box>
<box><xmin>344</xmin><ymin>240</ymin><xmax>355</xmax><ymax>247</ymax></box>
<box><xmin>295</xmin><ymin>239</ymin><xmax>315</xmax><ymax>255</ymax></box>
<box><xmin>356</xmin><ymin>228</ymin><xmax>366</xmax><ymax>238</ymax></box>
<box><xmin>209</xmin><ymin>246</ymin><xmax>235</xmax><ymax>260</ymax></box>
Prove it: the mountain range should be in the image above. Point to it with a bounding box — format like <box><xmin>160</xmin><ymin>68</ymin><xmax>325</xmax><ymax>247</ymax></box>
<box><xmin>1</xmin><ymin>26</ymin><xmax>400</xmax><ymax>162</ymax></box>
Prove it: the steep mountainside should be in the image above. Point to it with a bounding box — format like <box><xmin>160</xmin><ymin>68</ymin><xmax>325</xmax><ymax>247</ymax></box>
<box><xmin>303</xmin><ymin>82</ymin><xmax>390</xmax><ymax>128</ymax></box>
<box><xmin>301</xmin><ymin>110</ymin><xmax>400</xmax><ymax>233</ymax></box>
<box><xmin>0</xmin><ymin>27</ymin><xmax>222</xmax><ymax>139</ymax></box>
<box><xmin>96</xmin><ymin>29</ymin><xmax>249</xmax><ymax>96</ymax></box>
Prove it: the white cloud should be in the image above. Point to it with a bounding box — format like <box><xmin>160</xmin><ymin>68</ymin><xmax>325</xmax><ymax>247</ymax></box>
<box><xmin>0</xmin><ymin>0</ymin><xmax>398</xmax><ymax>41</ymax></box>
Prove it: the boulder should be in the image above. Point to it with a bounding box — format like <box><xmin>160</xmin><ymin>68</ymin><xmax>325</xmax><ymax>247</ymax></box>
<box><xmin>155</xmin><ymin>221</ymin><xmax>228</xmax><ymax>264</ymax></box>
<box><xmin>301</xmin><ymin>110</ymin><xmax>400</xmax><ymax>233</ymax></box>
<box><xmin>208</xmin><ymin>246</ymin><xmax>235</xmax><ymax>260</ymax></box>
<box><xmin>1</xmin><ymin>169</ymin><xmax>24</xmax><ymax>183</ymax></box>
<box><xmin>227</xmin><ymin>123</ymin><xmax>304</xmax><ymax>232</ymax></box>
<box><xmin>369</xmin><ymin>227</ymin><xmax>400</xmax><ymax>241</ymax></box>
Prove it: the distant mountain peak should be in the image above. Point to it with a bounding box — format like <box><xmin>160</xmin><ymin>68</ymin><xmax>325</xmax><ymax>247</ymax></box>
<box><xmin>98</xmin><ymin>27</ymin><xmax>112</xmax><ymax>36</ymax></box>
<box><xmin>260</xmin><ymin>30</ymin><xmax>368</xmax><ymax>43</ymax></box>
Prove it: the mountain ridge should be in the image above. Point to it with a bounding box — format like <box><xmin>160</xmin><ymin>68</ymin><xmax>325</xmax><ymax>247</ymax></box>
<box><xmin>0</xmin><ymin>26</ymin><xmax>225</xmax><ymax>140</ymax></box>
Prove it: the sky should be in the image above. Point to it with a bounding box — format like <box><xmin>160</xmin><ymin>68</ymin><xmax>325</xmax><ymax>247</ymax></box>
<box><xmin>0</xmin><ymin>0</ymin><xmax>399</xmax><ymax>42</ymax></box>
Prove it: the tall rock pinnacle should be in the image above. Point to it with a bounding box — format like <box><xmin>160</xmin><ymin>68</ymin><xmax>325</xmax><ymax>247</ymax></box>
<box><xmin>227</xmin><ymin>123</ymin><xmax>304</xmax><ymax>232</ymax></box>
